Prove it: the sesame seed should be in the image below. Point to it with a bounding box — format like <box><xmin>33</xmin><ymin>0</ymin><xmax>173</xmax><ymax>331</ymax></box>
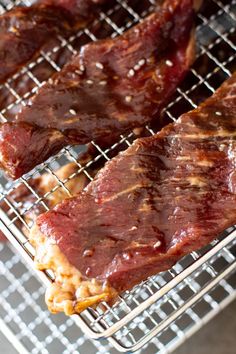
<box><xmin>48</xmin><ymin>78</ymin><xmax>53</xmax><ymax>85</ymax></box>
<box><xmin>75</xmin><ymin>69</ymin><xmax>83</xmax><ymax>75</ymax></box>
<box><xmin>80</xmin><ymin>64</ymin><xmax>85</xmax><ymax>72</ymax></box>
<box><xmin>134</xmin><ymin>59</ymin><xmax>146</xmax><ymax>71</ymax></box>
<box><xmin>96</xmin><ymin>62</ymin><xmax>104</xmax><ymax>70</ymax></box>
<box><xmin>130</xmin><ymin>226</ymin><xmax>137</xmax><ymax>231</ymax></box>
<box><xmin>83</xmin><ymin>249</ymin><xmax>93</xmax><ymax>257</ymax></box>
<box><xmin>138</xmin><ymin>59</ymin><xmax>146</xmax><ymax>66</ymax></box>
<box><xmin>69</xmin><ymin>109</ymin><xmax>76</xmax><ymax>116</ymax></box>
<box><xmin>85</xmin><ymin>267</ymin><xmax>91</xmax><ymax>276</ymax></box>
<box><xmin>166</xmin><ymin>60</ymin><xmax>173</xmax><ymax>67</ymax></box>
<box><xmin>128</xmin><ymin>69</ymin><xmax>135</xmax><ymax>77</ymax></box>
<box><xmin>125</xmin><ymin>95</ymin><xmax>132</xmax><ymax>103</ymax></box>
<box><xmin>123</xmin><ymin>252</ymin><xmax>131</xmax><ymax>260</ymax></box>
<box><xmin>219</xmin><ymin>144</ymin><xmax>226</xmax><ymax>151</ymax></box>
<box><xmin>176</xmin><ymin>187</ymin><xmax>181</xmax><ymax>191</ymax></box>
<box><xmin>99</xmin><ymin>80</ymin><xmax>107</xmax><ymax>86</ymax></box>
<box><xmin>154</xmin><ymin>241</ymin><xmax>161</xmax><ymax>248</ymax></box>
<box><xmin>216</xmin><ymin>111</ymin><xmax>222</xmax><ymax>116</ymax></box>
<box><xmin>86</xmin><ymin>80</ymin><xmax>93</xmax><ymax>85</ymax></box>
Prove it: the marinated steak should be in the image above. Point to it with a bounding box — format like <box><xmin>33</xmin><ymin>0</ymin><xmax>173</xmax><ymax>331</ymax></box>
<box><xmin>0</xmin><ymin>0</ymin><xmax>107</xmax><ymax>83</ymax></box>
<box><xmin>30</xmin><ymin>72</ymin><xmax>236</xmax><ymax>315</ymax></box>
<box><xmin>0</xmin><ymin>0</ymin><xmax>196</xmax><ymax>179</ymax></box>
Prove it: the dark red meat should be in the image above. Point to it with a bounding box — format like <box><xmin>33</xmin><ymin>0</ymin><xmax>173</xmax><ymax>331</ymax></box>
<box><xmin>0</xmin><ymin>0</ymin><xmax>196</xmax><ymax>179</ymax></box>
<box><xmin>36</xmin><ymin>72</ymin><xmax>236</xmax><ymax>292</ymax></box>
<box><xmin>0</xmin><ymin>0</ymin><xmax>106</xmax><ymax>83</ymax></box>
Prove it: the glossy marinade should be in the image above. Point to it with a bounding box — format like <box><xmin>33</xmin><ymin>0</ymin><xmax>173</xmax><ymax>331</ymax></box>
<box><xmin>0</xmin><ymin>0</ymin><xmax>195</xmax><ymax>179</ymax></box>
<box><xmin>35</xmin><ymin>72</ymin><xmax>236</xmax><ymax>295</ymax></box>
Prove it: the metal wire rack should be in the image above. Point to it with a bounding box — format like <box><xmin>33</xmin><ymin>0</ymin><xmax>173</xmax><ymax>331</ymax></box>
<box><xmin>0</xmin><ymin>0</ymin><xmax>235</xmax><ymax>352</ymax></box>
<box><xmin>0</xmin><ymin>241</ymin><xmax>235</xmax><ymax>354</ymax></box>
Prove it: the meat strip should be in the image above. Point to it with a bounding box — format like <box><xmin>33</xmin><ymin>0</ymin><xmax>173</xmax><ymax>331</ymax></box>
<box><xmin>0</xmin><ymin>0</ymin><xmax>107</xmax><ymax>84</ymax></box>
<box><xmin>0</xmin><ymin>0</ymin><xmax>196</xmax><ymax>179</ymax></box>
<box><xmin>30</xmin><ymin>72</ymin><xmax>236</xmax><ymax>315</ymax></box>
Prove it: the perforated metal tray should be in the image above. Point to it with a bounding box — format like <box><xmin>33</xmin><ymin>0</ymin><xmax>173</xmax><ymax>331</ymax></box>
<box><xmin>0</xmin><ymin>0</ymin><xmax>236</xmax><ymax>352</ymax></box>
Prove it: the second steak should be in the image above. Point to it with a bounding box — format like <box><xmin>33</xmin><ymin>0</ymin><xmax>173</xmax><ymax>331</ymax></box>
<box><xmin>0</xmin><ymin>0</ymin><xmax>196</xmax><ymax>179</ymax></box>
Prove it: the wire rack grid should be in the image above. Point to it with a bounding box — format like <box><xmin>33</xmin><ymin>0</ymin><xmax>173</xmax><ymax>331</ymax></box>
<box><xmin>0</xmin><ymin>241</ymin><xmax>235</xmax><ymax>354</ymax></box>
<box><xmin>0</xmin><ymin>0</ymin><xmax>235</xmax><ymax>353</ymax></box>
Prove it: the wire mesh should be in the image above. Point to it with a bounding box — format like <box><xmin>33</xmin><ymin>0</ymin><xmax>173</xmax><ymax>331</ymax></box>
<box><xmin>0</xmin><ymin>0</ymin><xmax>235</xmax><ymax>352</ymax></box>
<box><xmin>0</xmin><ymin>241</ymin><xmax>235</xmax><ymax>354</ymax></box>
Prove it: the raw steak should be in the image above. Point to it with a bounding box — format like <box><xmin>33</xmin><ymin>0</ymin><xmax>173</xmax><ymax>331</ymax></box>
<box><xmin>31</xmin><ymin>72</ymin><xmax>236</xmax><ymax>315</ymax></box>
<box><xmin>0</xmin><ymin>0</ymin><xmax>196</xmax><ymax>179</ymax></box>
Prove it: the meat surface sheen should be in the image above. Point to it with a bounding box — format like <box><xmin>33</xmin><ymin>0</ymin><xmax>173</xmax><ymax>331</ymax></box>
<box><xmin>0</xmin><ymin>0</ymin><xmax>106</xmax><ymax>83</ymax></box>
<box><xmin>0</xmin><ymin>0</ymin><xmax>196</xmax><ymax>179</ymax></box>
<box><xmin>35</xmin><ymin>72</ymin><xmax>236</xmax><ymax>294</ymax></box>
